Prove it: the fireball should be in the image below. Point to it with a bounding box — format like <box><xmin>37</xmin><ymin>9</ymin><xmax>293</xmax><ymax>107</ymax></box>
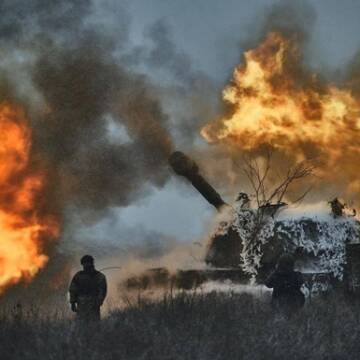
<box><xmin>201</xmin><ymin>32</ymin><xmax>360</xmax><ymax>201</ymax></box>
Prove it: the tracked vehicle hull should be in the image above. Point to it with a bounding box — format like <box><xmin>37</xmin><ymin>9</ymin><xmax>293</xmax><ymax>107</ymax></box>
<box><xmin>122</xmin><ymin>151</ymin><xmax>360</xmax><ymax>294</ymax></box>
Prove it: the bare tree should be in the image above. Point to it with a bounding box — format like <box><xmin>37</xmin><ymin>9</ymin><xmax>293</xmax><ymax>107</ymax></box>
<box><xmin>234</xmin><ymin>152</ymin><xmax>316</xmax><ymax>275</ymax></box>
<box><xmin>240</xmin><ymin>151</ymin><xmax>315</xmax><ymax>208</ymax></box>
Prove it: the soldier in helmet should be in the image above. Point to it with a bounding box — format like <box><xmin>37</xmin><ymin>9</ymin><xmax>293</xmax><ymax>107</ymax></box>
<box><xmin>69</xmin><ymin>255</ymin><xmax>107</xmax><ymax>323</ymax></box>
<box><xmin>265</xmin><ymin>254</ymin><xmax>305</xmax><ymax>316</ymax></box>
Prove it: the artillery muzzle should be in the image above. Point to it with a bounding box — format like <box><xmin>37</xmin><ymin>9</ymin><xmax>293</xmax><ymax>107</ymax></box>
<box><xmin>169</xmin><ymin>151</ymin><xmax>228</xmax><ymax>211</ymax></box>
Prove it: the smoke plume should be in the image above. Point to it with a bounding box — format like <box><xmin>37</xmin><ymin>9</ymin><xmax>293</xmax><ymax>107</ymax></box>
<box><xmin>0</xmin><ymin>0</ymin><xmax>181</xmax><ymax>293</ymax></box>
<box><xmin>0</xmin><ymin>1</ymin><xmax>177</xmax><ymax>218</ymax></box>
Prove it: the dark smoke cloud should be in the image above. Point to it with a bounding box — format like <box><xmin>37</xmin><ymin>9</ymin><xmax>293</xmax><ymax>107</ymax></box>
<box><xmin>261</xmin><ymin>0</ymin><xmax>317</xmax><ymax>42</ymax></box>
<box><xmin>0</xmin><ymin>0</ymin><xmax>175</xmax><ymax>218</ymax></box>
<box><xmin>31</xmin><ymin>42</ymin><xmax>172</xmax><ymax>212</ymax></box>
<box><xmin>0</xmin><ymin>0</ymin><xmax>189</xmax><ymax>296</ymax></box>
<box><xmin>0</xmin><ymin>1</ymin><xmax>220</xmax><ymax>221</ymax></box>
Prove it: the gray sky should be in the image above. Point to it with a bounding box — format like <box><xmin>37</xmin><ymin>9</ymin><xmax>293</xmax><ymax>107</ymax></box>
<box><xmin>78</xmin><ymin>0</ymin><xmax>360</xmax><ymax>248</ymax></box>
<box><xmin>127</xmin><ymin>0</ymin><xmax>360</xmax><ymax>76</ymax></box>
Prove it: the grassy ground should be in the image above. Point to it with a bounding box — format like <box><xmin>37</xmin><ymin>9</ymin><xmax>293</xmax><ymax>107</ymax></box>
<box><xmin>0</xmin><ymin>289</ymin><xmax>360</xmax><ymax>360</ymax></box>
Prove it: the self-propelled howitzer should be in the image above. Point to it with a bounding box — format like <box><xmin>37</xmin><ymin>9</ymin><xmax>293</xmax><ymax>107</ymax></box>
<box><xmin>124</xmin><ymin>151</ymin><xmax>360</xmax><ymax>293</ymax></box>
<box><xmin>168</xmin><ymin>151</ymin><xmax>360</xmax><ymax>290</ymax></box>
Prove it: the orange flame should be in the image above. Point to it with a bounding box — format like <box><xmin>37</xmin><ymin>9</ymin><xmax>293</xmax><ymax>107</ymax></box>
<box><xmin>201</xmin><ymin>32</ymin><xmax>360</xmax><ymax>200</ymax></box>
<box><xmin>0</xmin><ymin>102</ymin><xmax>59</xmax><ymax>293</ymax></box>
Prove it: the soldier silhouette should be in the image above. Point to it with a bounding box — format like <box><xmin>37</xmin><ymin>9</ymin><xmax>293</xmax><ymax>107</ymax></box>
<box><xmin>265</xmin><ymin>254</ymin><xmax>305</xmax><ymax>316</ymax></box>
<box><xmin>69</xmin><ymin>255</ymin><xmax>107</xmax><ymax>323</ymax></box>
<box><xmin>329</xmin><ymin>197</ymin><xmax>345</xmax><ymax>218</ymax></box>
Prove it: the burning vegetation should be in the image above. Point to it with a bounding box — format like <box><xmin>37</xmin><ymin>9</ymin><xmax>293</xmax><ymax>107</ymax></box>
<box><xmin>0</xmin><ymin>102</ymin><xmax>59</xmax><ymax>293</ymax></box>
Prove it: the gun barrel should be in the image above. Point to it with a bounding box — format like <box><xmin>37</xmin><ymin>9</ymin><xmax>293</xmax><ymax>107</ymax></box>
<box><xmin>169</xmin><ymin>151</ymin><xmax>228</xmax><ymax>211</ymax></box>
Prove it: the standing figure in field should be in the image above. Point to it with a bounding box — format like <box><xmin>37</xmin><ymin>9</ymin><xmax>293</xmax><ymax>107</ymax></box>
<box><xmin>69</xmin><ymin>255</ymin><xmax>107</xmax><ymax>323</ymax></box>
<box><xmin>265</xmin><ymin>254</ymin><xmax>305</xmax><ymax>316</ymax></box>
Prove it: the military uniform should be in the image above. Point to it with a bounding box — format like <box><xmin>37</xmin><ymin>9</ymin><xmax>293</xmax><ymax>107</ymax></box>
<box><xmin>265</xmin><ymin>269</ymin><xmax>305</xmax><ymax>313</ymax></box>
<box><xmin>265</xmin><ymin>254</ymin><xmax>305</xmax><ymax>316</ymax></box>
<box><xmin>69</xmin><ymin>268</ymin><xmax>107</xmax><ymax>322</ymax></box>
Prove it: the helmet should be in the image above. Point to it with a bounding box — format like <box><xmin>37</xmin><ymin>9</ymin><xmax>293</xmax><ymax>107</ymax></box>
<box><xmin>80</xmin><ymin>254</ymin><xmax>94</xmax><ymax>265</ymax></box>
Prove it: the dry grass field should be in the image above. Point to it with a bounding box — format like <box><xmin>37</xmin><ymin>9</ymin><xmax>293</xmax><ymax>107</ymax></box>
<box><xmin>0</xmin><ymin>289</ymin><xmax>360</xmax><ymax>360</ymax></box>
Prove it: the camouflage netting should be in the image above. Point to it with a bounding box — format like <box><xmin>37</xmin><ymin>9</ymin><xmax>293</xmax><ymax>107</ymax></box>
<box><xmin>217</xmin><ymin>202</ymin><xmax>360</xmax><ymax>280</ymax></box>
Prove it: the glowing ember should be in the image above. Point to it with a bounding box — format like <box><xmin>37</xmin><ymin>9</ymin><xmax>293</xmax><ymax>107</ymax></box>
<box><xmin>0</xmin><ymin>102</ymin><xmax>59</xmax><ymax>293</ymax></box>
<box><xmin>201</xmin><ymin>32</ymin><xmax>360</xmax><ymax>200</ymax></box>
